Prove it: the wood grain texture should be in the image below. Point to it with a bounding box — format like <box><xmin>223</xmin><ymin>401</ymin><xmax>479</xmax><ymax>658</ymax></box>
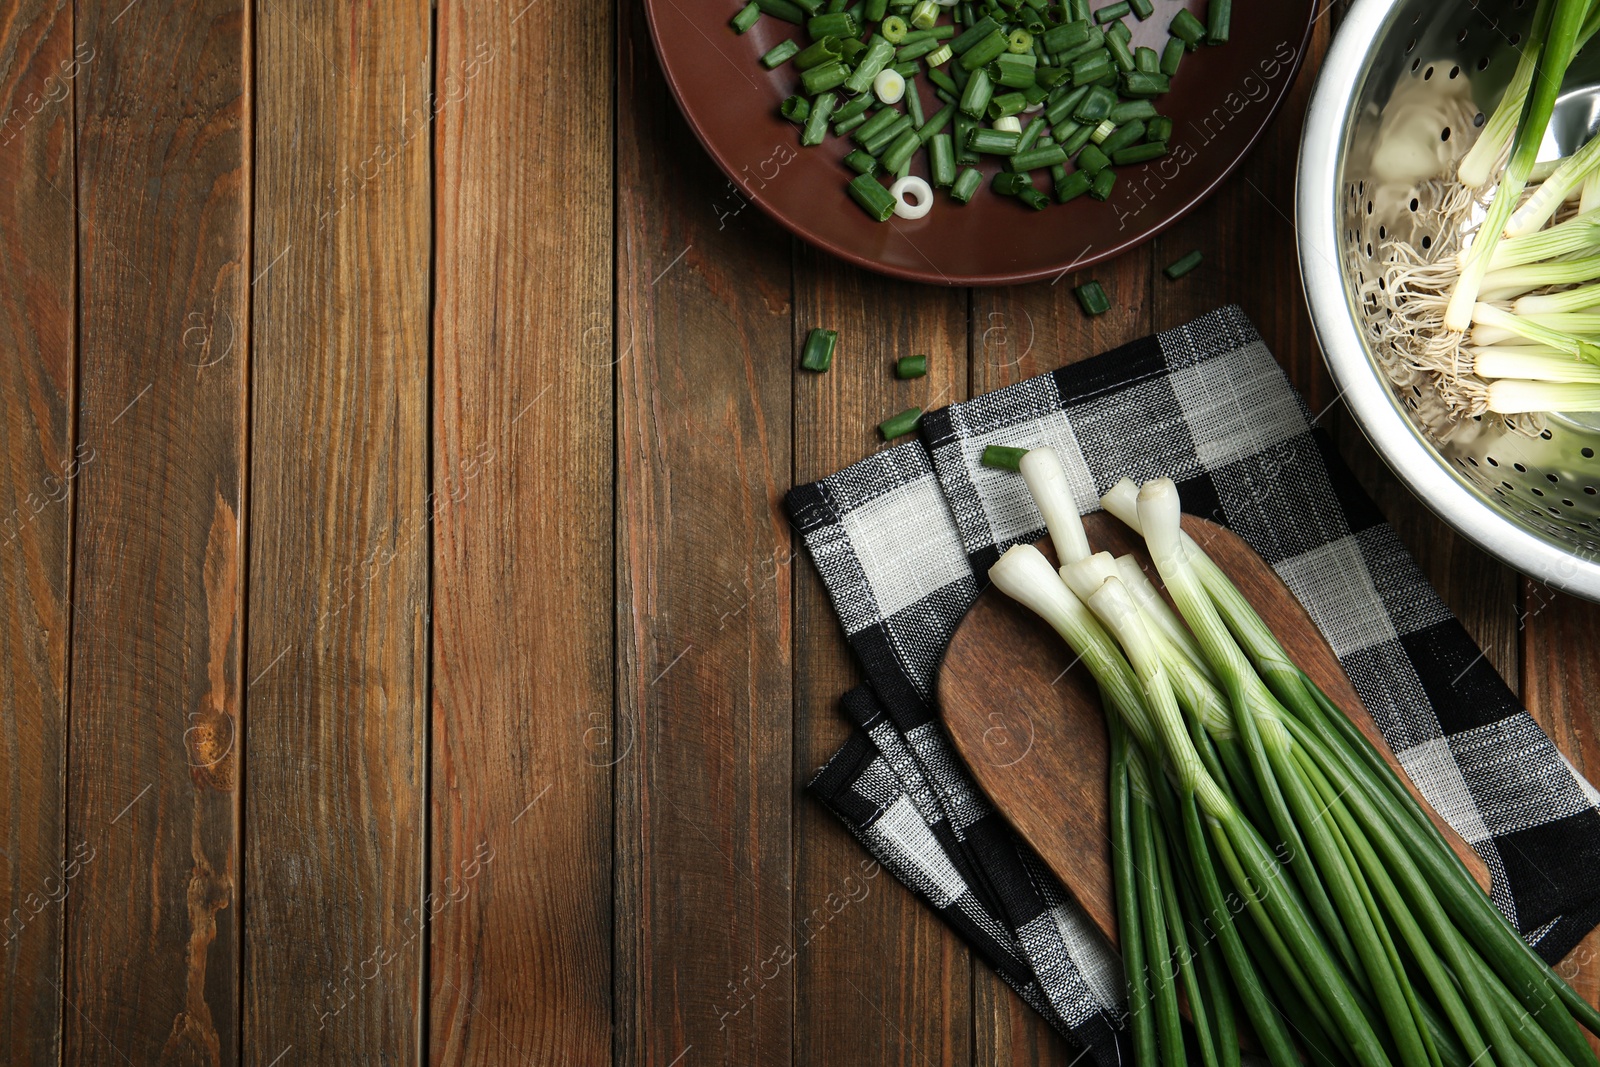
<box><xmin>941</xmin><ymin>517</ymin><xmax>1492</xmax><ymax>942</ymax></box>
<box><xmin>244</xmin><ymin>2</ymin><xmax>429</xmax><ymax>1062</ymax></box>
<box><xmin>65</xmin><ymin>0</ymin><xmax>248</xmax><ymax>1061</ymax></box>
<box><xmin>967</xmin><ymin>241</ymin><xmax>1153</xmax><ymax>1067</ymax></box>
<box><xmin>0</xmin><ymin>0</ymin><xmax>75</xmax><ymax>1062</ymax></box>
<box><xmin>429</xmin><ymin>0</ymin><xmax>613</xmax><ymax>1062</ymax></box>
<box><xmin>1523</xmin><ymin>590</ymin><xmax>1600</xmax><ymax>1053</ymax></box>
<box><xmin>792</xmin><ymin>246</ymin><xmax>972</xmax><ymax>1067</ymax></box>
<box><xmin>615</xmin><ymin>3</ymin><xmax>795</xmax><ymax>1062</ymax></box>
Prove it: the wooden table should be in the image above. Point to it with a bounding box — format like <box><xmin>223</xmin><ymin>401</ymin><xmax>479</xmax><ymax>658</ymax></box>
<box><xmin>2</xmin><ymin>1</ymin><xmax>1597</xmax><ymax>1063</ymax></box>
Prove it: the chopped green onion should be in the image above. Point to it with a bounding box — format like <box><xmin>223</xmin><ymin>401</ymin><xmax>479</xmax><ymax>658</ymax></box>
<box><xmin>800</xmin><ymin>327</ymin><xmax>838</xmax><ymax>371</ymax></box>
<box><xmin>762</xmin><ymin>38</ymin><xmax>801</xmax><ymax>67</ymax></box>
<box><xmin>967</xmin><ymin>126</ymin><xmax>1022</xmax><ymax>153</ymax></box>
<box><xmin>988</xmin><ymin>91</ymin><xmax>1028</xmax><ymax>118</ymax></box>
<box><xmin>801</xmin><ymin>92</ymin><xmax>838</xmax><ymax>145</ymax></box>
<box><xmin>925</xmin><ymin>42</ymin><xmax>953</xmax><ymax>65</ymax></box>
<box><xmin>780</xmin><ymin>95</ymin><xmax>811</xmax><ymax>122</ymax></box>
<box><xmin>1055</xmin><ymin>168</ymin><xmax>1093</xmax><ymax>201</ymax></box>
<box><xmin>1089</xmin><ymin>166</ymin><xmax>1116</xmax><ymax>199</ymax></box>
<box><xmin>861</xmin><ymin>113</ymin><xmax>915</xmax><ymax>155</ymax></box>
<box><xmin>981</xmin><ymin>444</ymin><xmax>1029</xmax><ymax>470</ymax></box>
<box><xmin>879</xmin><ymin>127</ymin><xmax>924</xmax><ymax>172</ymax></box>
<box><xmin>1168</xmin><ymin>7</ymin><xmax>1204</xmax><ymax>48</ymax></box>
<box><xmin>879</xmin><ymin>406</ymin><xmax>923</xmax><ymax>439</ymax></box>
<box><xmin>950</xmin><ymin>166</ymin><xmax>983</xmax><ymax>202</ymax></box>
<box><xmin>1007</xmin><ymin>27</ymin><xmax>1033</xmax><ymax>52</ymax></box>
<box><xmin>961</xmin><ymin>28</ymin><xmax>1010</xmax><ymax>69</ymax></box>
<box><xmin>895</xmin><ymin>354</ymin><xmax>928</xmax><ymax>378</ymax></box>
<box><xmin>1076</xmin><ymin>142</ymin><xmax>1110</xmax><ymax>173</ymax></box>
<box><xmin>1101</xmin><ymin>118</ymin><xmax>1144</xmax><ymax>154</ymax></box>
<box><xmin>1042</xmin><ymin>18</ymin><xmax>1092</xmax><ymax>51</ymax></box>
<box><xmin>881</xmin><ymin>12</ymin><xmax>909</xmax><ymax>40</ymax></box>
<box><xmin>1128</xmin><ymin>0</ymin><xmax>1151</xmax><ymax>17</ymax></box>
<box><xmin>1107</xmin><ymin>30</ymin><xmax>1135</xmax><ymax>72</ymax></box>
<box><xmin>910</xmin><ymin>0</ymin><xmax>939</xmax><ymax>27</ymax></box>
<box><xmin>1164</xmin><ymin>249</ymin><xmax>1202</xmax><ymax>279</ymax></box>
<box><xmin>755</xmin><ymin>0</ymin><xmax>806</xmax><ymax>22</ymax></box>
<box><xmin>794</xmin><ymin>36</ymin><xmax>845</xmax><ymax>69</ymax></box>
<box><xmin>1159</xmin><ymin>36</ymin><xmax>1184</xmax><ymax>75</ymax></box>
<box><xmin>1119</xmin><ymin>70</ymin><xmax>1168</xmax><ymax>96</ymax></box>
<box><xmin>806</xmin><ymin>11</ymin><xmax>860</xmax><ymax>36</ymax></box>
<box><xmin>1074</xmin><ymin>84</ymin><xmax>1116</xmax><ymax>121</ymax></box>
<box><xmin>1112</xmin><ymin>140</ymin><xmax>1165</xmax><ymax>165</ymax></box>
<box><xmin>1134</xmin><ymin>45</ymin><xmax>1158</xmax><ymax>73</ymax></box>
<box><xmin>1071</xmin><ymin>48</ymin><xmax>1113</xmax><ymax>85</ymax></box>
<box><xmin>1094</xmin><ymin>1</ymin><xmax>1129</xmax><ymax>23</ymax></box>
<box><xmin>1206</xmin><ymin>0</ymin><xmax>1229</xmax><ymax>43</ymax></box>
<box><xmin>800</xmin><ymin>59</ymin><xmax>850</xmax><ymax>93</ymax></box>
<box><xmin>843</xmin><ymin>148</ymin><xmax>880</xmax><ymax>174</ymax></box>
<box><xmin>1075</xmin><ymin>279</ymin><xmax>1110</xmax><ymax>314</ymax></box>
<box><xmin>846</xmin><ymin>34</ymin><xmax>898</xmax><ymax>91</ymax></box>
<box><xmin>1089</xmin><ymin>118</ymin><xmax>1117</xmax><ymax>144</ymax></box>
<box><xmin>847</xmin><ymin>172</ymin><xmax>898</xmax><ymax>221</ymax></box>
<box><xmin>732</xmin><ymin>2</ymin><xmax>763</xmax><ymax>32</ymax></box>
<box><xmin>959</xmin><ymin>66</ymin><xmax>994</xmax><ymax>117</ymax></box>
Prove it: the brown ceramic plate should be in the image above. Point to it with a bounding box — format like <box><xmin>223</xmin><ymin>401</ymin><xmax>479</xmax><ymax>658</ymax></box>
<box><xmin>644</xmin><ymin>0</ymin><xmax>1316</xmax><ymax>285</ymax></box>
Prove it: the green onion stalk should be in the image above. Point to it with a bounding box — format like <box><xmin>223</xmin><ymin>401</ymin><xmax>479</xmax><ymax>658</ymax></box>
<box><xmin>988</xmin><ymin>450</ymin><xmax>1600</xmax><ymax>1067</ymax></box>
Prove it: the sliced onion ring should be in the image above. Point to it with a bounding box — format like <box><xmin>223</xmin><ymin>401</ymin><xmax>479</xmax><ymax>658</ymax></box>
<box><xmin>889</xmin><ymin>176</ymin><xmax>933</xmax><ymax>220</ymax></box>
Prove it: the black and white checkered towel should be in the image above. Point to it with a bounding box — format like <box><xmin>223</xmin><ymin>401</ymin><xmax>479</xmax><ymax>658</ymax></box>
<box><xmin>786</xmin><ymin>305</ymin><xmax>1600</xmax><ymax>1066</ymax></box>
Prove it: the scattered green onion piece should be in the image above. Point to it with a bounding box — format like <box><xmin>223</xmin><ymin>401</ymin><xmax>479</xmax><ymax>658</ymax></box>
<box><xmin>1104</xmin><ymin>12</ymin><xmax>1130</xmax><ymax>42</ymax></box>
<box><xmin>1089</xmin><ymin>118</ymin><xmax>1116</xmax><ymax>144</ymax></box>
<box><xmin>1075</xmin><ymin>142</ymin><xmax>1110</xmax><ymax>173</ymax></box>
<box><xmin>1112</xmin><ymin>140</ymin><xmax>1165</xmax><ymax>165</ymax></box>
<box><xmin>833</xmin><ymin>91</ymin><xmax>875</xmax><ymax>123</ymax></box>
<box><xmin>847</xmin><ymin>172</ymin><xmax>898</xmax><ymax>221</ymax></box>
<box><xmin>981</xmin><ymin>444</ymin><xmax>1029</xmax><ymax>470</ymax></box>
<box><xmin>1100</xmin><ymin>118</ymin><xmax>1144</xmax><ymax>154</ymax></box>
<box><xmin>1010</xmin><ymin>143</ymin><xmax>1068</xmax><ymax>171</ymax></box>
<box><xmin>899</xmin><ymin>24</ymin><xmax>955</xmax><ymax>40</ymax></box>
<box><xmin>903</xmin><ymin>81</ymin><xmax>926</xmax><ymax>125</ymax></box>
<box><xmin>953</xmin><ymin>113</ymin><xmax>979</xmax><ymax>163</ymax></box>
<box><xmin>1106</xmin><ymin>31</ymin><xmax>1134</xmax><ymax>72</ymax></box>
<box><xmin>909</xmin><ymin>0</ymin><xmax>939</xmax><ymax>26</ymax></box>
<box><xmin>1042</xmin><ymin>18</ymin><xmax>1092</xmax><ymax>51</ymax></box>
<box><xmin>862</xmin><ymin>113</ymin><xmax>916</xmax><ymax>155</ymax></box>
<box><xmin>1164</xmin><ymin>249</ymin><xmax>1202</xmax><ymax>279</ymax></box>
<box><xmin>832</xmin><ymin>111</ymin><xmax>869</xmax><ymax>135</ymax></box>
<box><xmin>923</xmin><ymin>133</ymin><xmax>954</xmax><ymax>187</ymax></box>
<box><xmin>755</xmin><ymin>0</ymin><xmax>806</xmax><ymax>23</ymax></box>
<box><xmin>838</xmin><ymin>37</ymin><xmax>867</xmax><ymax>64</ymax></box>
<box><xmin>1015</xmin><ymin>114</ymin><xmax>1048</xmax><ymax>152</ymax></box>
<box><xmin>800</xmin><ymin>328</ymin><xmax>838</xmax><ymax>371</ymax></box>
<box><xmin>1094</xmin><ymin>1</ymin><xmax>1129</xmax><ymax>23</ymax></box>
<box><xmin>918</xmin><ymin>101</ymin><xmax>955</xmax><ymax>140</ymax></box>
<box><xmin>1068</xmin><ymin>0</ymin><xmax>1089</xmax><ymax>19</ymax></box>
<box><xmin>1108</xmin><ymin>99</ymin><xmax>1155</xmax><ymax>123</ymax></box>
<box><xmin>1056</xmin><ymin>120</ymin><xmax>1094</xmax><ymax>154</ymax></box>
<box><xmin>895</xmin><ymin>354</ymin><xmax>928</xmax><ymax>379</ymax></box>
<box><xmin>880</xmin><ymin>127</ymin><xmax>924</xmax><ymax>172</ymax></box>
<box><xmin>794</xmin><ymin>35</ymin><xmax>844</xmax><ymax>69</ymax></box>
<box><xmin>1071</xmin><ymin>48</ymin><xmax>1113</xmax><ymax>85</ymax></box>
<box><xmin>992</xmin><ymin>171</ymin><xmax>1033</xmax><ymax>195</ymax></box>
<box><xmin>732</xmin><ymin>1</ymin><xmax>763</xmax><ymax>32</ymax></box>
<box><xmin>780</xmin><ymin>95</ymin><xmax>811</xmax><ymax>123</ymax></box>
<box><xmin>1134</xmin><ymin>45</ymin><xmax>1158</xmax><ymax>72</ymax></box>
<box><xmin>1055</xmin><ymin>168</ymin><xmax>1093</xmax><ymax>201</ymax></box>
<box><xmin>1046</xmin><ymin>84</ymin><xmax>1090</xmax><ymax>124</ymax></box>
<box><xmin>927</xmin><ymin>66</ymin><xmax>959</xmax><ymax>94</ymax></box>
<box><xmin>846</xmin><ymin>34</ymin><xmax>898</xmax><ymax>91</ymax></box>
<box><xmin>988</xmin><ymin>91</ymin><xmax>1028</xmax><ymax>118</ymax></box>
<box><xmin>801</xmin><ymin>91</ymin><xmax>838</xmax><ymax>145</ymax></box>
<box><xmin>1206</xmin><ymin>0</ymin><xmax>1229</xmax><ymax>44</ymax></box>
<box><xmin>949</xmin><ymin>14</ymin><xmax>1000</xmax><ymax>53</ymax></box>
<box><xmin>879</xmin><ymin>406</ymin><xmax>923</xmax><ymax>440</ymax></box>
<box><xmin>801</xmin><ymin>59</ymin><xmax>850</xmax><ymax>93</ymax></box>
<box><xmin>962</xmin><ymin>28</ymin><xmax>1010</xmax><ymax>69</ymax></box>
<box><xmin>1018</xmin><ymin>185</ymin><xmax>1050</xmax><ymax>209</ymax></box>
<box><xmin>793</xmin><ymin>0</ymin><xmax>824</xmax><ymax>15</ymax></box>
<box><xmin>1035</xmin><ymin>66</ymin><xmax>1070</xmax><ymax>89</ymax></box>
<box><xmin>843</xmin><ymin>148</ymin><xmax>880</xmax><ymax>174</ymax></box>
<box><xmin>991</xmin><ymin>51</ymin><xmax>1039</xmax><ymax>86</ymax></box>
<box><xmin>1119</xmin><ymin>70</ymin><xmax>1169</xmax><ymax>96</ymax></box>
<box><xmin>1128</xmin><ymin>0</ymin><xmax>1151</xmax><ymax>17</ymax></box>
<box><xmin>1145</xmin><ymin>115</ymin><xmax>1172</xmax><ymax>143</ymax></box>
<box><xmin>950</xmin><ymin>166</ymin><xmax>983</xmax><ymax>202</ymax></box>
<box><xmin>853</xmin><ymin>105</ymin><xmax>904</xmax><ymax>145</ymax></box>
<box><xmin>1168</xmin><ymin>8</ymin><xmax>1204</xmax><ymax>48</ymax></box>
<box><xmin>762</xmin><ymin>38</ymin><xmax>802</xmax><ymax>67</ymax></box>
<box><xmin>1057</xmin><ymin>26</ymin><xmax>1105</xmax><ymax>63</ymax></box>
<box><xmin>1159</xmin><ymin>36</ymin><xmax>1184</xmax><ymax>75</ymax></box>
<box><xmin>958</xmin><ymin>66</ymin><xmax>994</xmax><ymax>117</ymax></box>
<box><xmin>967</xmin><ymin>126</ymin><xmax>1022</xmax><ymax>153</ymax></box>
<box><xmin>865</xmin><ymin>0</ymin><xmax>888</xmax><ymax>18</ymax></box>
<box><xmin>1022</xmin><ymin>81</ymin><xmax>1050</xmax><ymax>106</ymax></box>
<box><xmin>1074</xmin><ymin>83</ymin><xmax>1116</xmax><ymax>121</ymax></box>
<box><xmin>1089</xmin><ymin>165</ymin><xmax>1116</xmax><ymax>199</ymax></box>
<box><xmin>1074</xmin><ymin>280</ymin><xmax>1110</xmax><ymax>314</ymax></box>
<box><xmin>925</xmin><ymin>42</ymin><xmax>953</xmax><ymax>65</ymax></box>
<box><xmin>806</xmin><ymin>11</ymin><xmax>859</xmax><ymax>37</ymax></box>
<box><xmin>1007</xmin><ymin>27</ymin><xmax>1033</xmax><ymax>52</ymax></box>
<box><xmin>897</xmin><ymin>36</ymin><xmax>942</xmax><ymax>60</ymax></box>
<box><xmin>881</xmin><ymin>12</ymin><xmax>909</xmax><ymax>40</ymax></box>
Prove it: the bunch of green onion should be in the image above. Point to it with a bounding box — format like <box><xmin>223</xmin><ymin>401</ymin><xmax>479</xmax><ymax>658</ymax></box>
<box><xmin>990</xmin><ymin>447</ymin><xmax>1600</xmax><ymax>1067</ymax></box>
<box><xmin>1378</xmin><ymin>0</ymin><xmax>1600</xmax><ymax>421</ymax></box>
<box><xmin>732</xmin><ymin>0</ymin><xmax>1228</xmax><ymax>220</ymax></box>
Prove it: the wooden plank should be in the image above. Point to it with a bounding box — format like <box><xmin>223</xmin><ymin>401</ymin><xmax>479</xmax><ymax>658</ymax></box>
<box><xmin>428</xmin><ymin>2</ymin><xmax>612</xmax><ymax>1063</ymax></box>
<box><xmin>614</xmin><ymin>2</ymin><xmax>795</xmax><ymax>1060</ymax></box>
<box><xmin>64</xmin><ymin>0</ymin><xmax>247</xmax><ymax>1061</ymax></box>
<box><xmin>0</xmin><ymin>1</ymin><xmax>76</xmax><ymax>1062</ymax></box>
<box><xmin>791</xmin><ymin>251</ymin><xmax>972</xmax><ymax>1067</ymax></box>
<box><xmin>244</xmin><ymin>2</ymin><xmax>430</xmax><ymax>1062</ymax></box>
<box><xmin>1523</xmin><ymin>591</ymin><xmax>1600</xmax><ymax>1053</ymax></box>
<box><xmin>969</xmin><ymin>243</ymin><xmax>1153</xmax><ymax>1067</ymax></box>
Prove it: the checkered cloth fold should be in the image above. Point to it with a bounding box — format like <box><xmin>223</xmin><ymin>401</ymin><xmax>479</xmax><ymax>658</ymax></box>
<box><xmin>785</xmin><ymin>306</ymin><xmax>1600</xmax><ymax>1066</ymax></box>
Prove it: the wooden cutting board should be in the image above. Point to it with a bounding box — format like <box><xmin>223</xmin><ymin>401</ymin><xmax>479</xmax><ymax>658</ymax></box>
<box><xmin>938</xmin><ymin>512</ymin><xmax>1491</xmax><ymax>947</ymax></box>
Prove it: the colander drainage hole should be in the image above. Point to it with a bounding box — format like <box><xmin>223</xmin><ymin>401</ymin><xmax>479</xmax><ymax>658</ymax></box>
<box><xmin>1474</xmin><ymin>109</ymin><xmax>1485</xmax><ymax>124</ymax></box>
<box><xmin>1422</xmin><ymin>234</ymin><xmax>1433</xmax><ymax>249</ymax></box>
<box><xmin>1532</xmin><ymin>487</ymin><xmax>1544</xmax><ymax>497</ymax></box>
<box><xmin>1514</xmin><ymin>462</ymin><xmax>1527</xmax><ymax>472</ymax></box>
<box><xmin>1582</xmin><ymin>447</ymin><xmax>1594</xmax><ymax>458</ymax></box>
<box><xmin>1410</xmin><ymin>197</ymin><xmax>1419</xmax><ymax>211</ymax></box>
<box><xmin>1441</xmin><ymin>126</ymin><xmax>1451</xmax><ymax>140</ymax></box>
<box><xmin>1547</xmin><ymin>472</ymin><xmax>1559</xmax><ymax>483</ymax></box>
<box><xmin>1424</xmin><ymin>65</ymin><xmax>1434</xmax><ymax>80</ymax></box>
<box><xmin>1412</xmin><ymin>57</ymin><xmax>1421</xmax><ymax>73</ymax></box>
<box><xmin>1587</xmin><ymin>486</ymin><xmax>1597</xmax><ymax>495</ymax></box>
<box><xmin>1487</xmin><ymin>455</ymin><xmax>1499</xmax><ymax>466</ymax></box>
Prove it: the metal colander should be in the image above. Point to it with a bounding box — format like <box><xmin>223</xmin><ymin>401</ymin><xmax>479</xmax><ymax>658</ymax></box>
<box><xmin>1299</xmin><ymin>0</ymin><xmax>1600</xmax><ymax>600</ymax></box>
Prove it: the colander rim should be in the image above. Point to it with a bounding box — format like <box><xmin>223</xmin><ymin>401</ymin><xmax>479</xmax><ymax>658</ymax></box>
<box><xmin>1296</xmin><ymin>0</ymin><xmax>1600</xmax><ymax>602</ymax></box>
